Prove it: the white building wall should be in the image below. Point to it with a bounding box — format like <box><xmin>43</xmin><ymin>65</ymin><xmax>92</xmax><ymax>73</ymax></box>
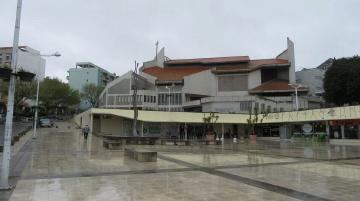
<box><xmin>276</xmin><ymin>38</ymin><xmax>296</xmax><ymax>83</ymax></box>
<box><xmin>248</xmin><ymin>70</ymin><xmax>261</xmax><ymax>89</ymax></box>
<box><xmin>17</xmin><ymin>47</ymin><xmax>46</xmax><ymax>80</ymax></box>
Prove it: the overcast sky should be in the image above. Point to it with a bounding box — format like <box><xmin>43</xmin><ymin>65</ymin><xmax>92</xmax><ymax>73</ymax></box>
<box><xmin>1</xmin><ymin>0</ymin><xmax>359</xmax><ymax>81</ymax></box>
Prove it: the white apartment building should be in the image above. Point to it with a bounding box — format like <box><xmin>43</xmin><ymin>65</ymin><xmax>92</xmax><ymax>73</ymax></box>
<box><xmin>0</xmin><ymin>46</ymin><xmax>46</xmax><ymax>80</ymax></box>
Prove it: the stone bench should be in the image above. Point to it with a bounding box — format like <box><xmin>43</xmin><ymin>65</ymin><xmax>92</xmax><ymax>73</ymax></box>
<box><xmin>161</xmin><ymin>139</ymin><xmax>191</xmax><ymax>146</ymax></box>
<box><xmin>103</xmin><ymin>139</ymin><xmax>123</xmax><ymax>149</ymax></box>
<box><xmin>124</xmin><ymin>148</ymin><xmax>157</xmax><ymax>162</ymax></box>
<box><xmin>102</xmin><ymin>136</ymin><xmax>159</xmax><ymax>145</ymax></box>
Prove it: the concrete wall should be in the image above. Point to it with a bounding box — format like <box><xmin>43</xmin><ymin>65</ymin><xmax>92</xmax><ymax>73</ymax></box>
<box><xmin>99</xmin><ymin>115</ymin><xmax>123</xmax><ymax>135</ymax></box>
<box><xmin>74</xmin><ymin>110</ymin><xmax>92</xmax><ymax>129</ymax></box>
<box><xmin>296</xmin><ymin>68</ymin><xmax>325</xmax><ymax>96</ymax></box>
<box><xmin>276</xmin><ymin>38</ymin><xmax>296</xmax><ymax>83</ymax></box>
<box><xmin>108</xmin><ymin>79</ymin><xmax>130</xmax><ymax>94</ymax></box>
<box><xmin>248</xmin><ymin>70</ymin><xmax>261</xmax><ymax>89</ymax></box>
<box><xmin>183</xmin><ymin>70</ymin><xmax>216</xmax><ymax>96</ymax></box>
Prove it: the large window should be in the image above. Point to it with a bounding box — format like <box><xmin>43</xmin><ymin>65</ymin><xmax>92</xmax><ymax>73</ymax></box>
<box><xmin>158</xmin><ymin>93</ymin><xmax>182</xmax><ymax>105</ymax></box>
<box><xmin>240</xmin><ymin>101</ymin><xmax>252</xmax><ymax>111</ymax></box>
<box><xmin>218</xmin><ymin>74</ymin><xmax>248</xmax><ymax>91</ymax></box>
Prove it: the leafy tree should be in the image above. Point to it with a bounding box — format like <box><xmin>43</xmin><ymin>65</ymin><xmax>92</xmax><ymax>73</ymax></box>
<box><xmin>39</xmin><ymin>77</ymin><xmax>80</xmax><ymax>113</ymax></box>
<box><xmin>324</xmin><ymin>56</ymin><xmax>360</xmax><ymax>106</ymax></box>
<box><xmin>81</xmin><ymin>83</ymin><xmax>103</xmax><ymax>108</ymax></box>
<box><xmin>0</xmin><ymin>80</ymin><xmax>36</xmax><ymax>115</ymax></box>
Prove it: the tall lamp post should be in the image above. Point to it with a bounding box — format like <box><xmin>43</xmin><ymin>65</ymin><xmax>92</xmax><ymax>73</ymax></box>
<box><xmin>288</xmin><ymin>83</ymin><xmax>303</xmax><ymax>111</ymax></box>
<box><xmin>165</xmin><ymin>84</ymin><xmax>174</xmax><ymax>112</ymax></box>
<box><xmin>19</xmin><ymin>49</ymin><xmax>61</xmax><ymax>139</ymax></box>
<box><xmin>0</xmin><ymin>0</ymin><xmax>22</xmax><ymax>189</ymax></box>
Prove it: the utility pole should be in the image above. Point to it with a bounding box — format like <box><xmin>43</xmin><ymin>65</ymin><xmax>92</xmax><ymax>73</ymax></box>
<box><xmin>132</xmin><ymin>61</ymin><xmax>139</xmax><ymax>136</ymax></box>
<box><xmin>155</xmin><ymin>41</ymin><xmax>159</xmax><ymax>63</ymax></box>
<box><xmin>0</xmin><ymin>0</ymin><xmax>23</xmax><ymax>189</ymax></box>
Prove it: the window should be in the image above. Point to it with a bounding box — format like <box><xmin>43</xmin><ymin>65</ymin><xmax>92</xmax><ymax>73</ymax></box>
<box><xmin>315</xmin><ymin>75</ymin><xmax>323</xmax><ymax>80</ymax></box>
<box><xmin>254</xmin><ymin>102</ymin><xmax>259</xmax><ymax>111</ymax></box>
<box><xmin>273</xmin><ymin>108</ymin><xmax>278</xmax><ymax>112</ymax></box>
<box><xmin>267</xmin><ymin>105</ymin><xmax>271</xmax><ymax>113</ymax></box>
<box><xmin>280</xmin><ymin>108</ymin><xmax>284</xmax><ymax>112</ymax></box>
<box><xmin>240</xmin><ymin>101</ymin><xmax>252</xmax><ymax>111</ymax></box>
<box><xmin>5</xmin><ymin>54</ymin><xmax>11</xmax><ymax>61</ymax></box>
<box><xmin>261</xmin><ymin>104</ymin><xmax>265</xmax><ymax>113</ymax></box>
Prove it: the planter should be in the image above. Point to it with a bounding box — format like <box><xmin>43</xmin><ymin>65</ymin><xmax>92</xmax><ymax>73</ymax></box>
<box><xmin>0</xmin><ymin>68</ymin><xmax>12</xmax><ymax>81</ymax></box>
<box><xmin>206</xmin><ymin>133</ymin><xmax>215</xmax><ymax>141</ymax></box>
<box><xmin>249</xmin><ymin>134</ymin><xmax>257</xmax><ymax>141</ymax></box>
<box><xmin>17</xmin><ymin>71</ymin><xmax>35</xmax><ymax>82</ymax></box>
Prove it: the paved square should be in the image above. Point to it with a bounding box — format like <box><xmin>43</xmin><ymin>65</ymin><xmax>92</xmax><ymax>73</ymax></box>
<box><xmin>2</xmin><ymin>122</ymin><xmax>360</xmax><ymax>201</ymax></box>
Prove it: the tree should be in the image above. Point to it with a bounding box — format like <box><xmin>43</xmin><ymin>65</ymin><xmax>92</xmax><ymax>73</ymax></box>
<box><xmin>202</xmin><ymin>112</ymin><xmax>219</xmax><ymax>140</ymax></box>
<box><xmin>39</xmin><ymin>77</ymin><xmax>80</xmax><ymax>113</ymax></box>
<box><xmin>81</xmin><ymin>83</ymin><xmax>103</xmax><ymax>108</ymax></box>
<box><xmin>0</xmin><ymin>80</ymin><xmax>36</xmax><ymax>115</ymax></box>
<box><xmin>324</xmin><ymin>56</ymin><xmax>360</xmax><ymax>106</ymax></box>
<box><xmin>246</xmin><ymin>106</ymin><xmax>268</xmax><ymax>135</ymax></box>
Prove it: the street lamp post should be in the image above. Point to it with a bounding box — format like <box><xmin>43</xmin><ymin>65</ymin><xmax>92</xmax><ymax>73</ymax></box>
<box><xmin>0</xmin><ymin>0</ymin><xmax>22</xmax><ymax>189</ymax></box>
<box><xmin>165</xmin><ymin>84</ymin><xmax>174</xmax><ymax>112</ymax></box>
<box><xmin>288</xmin><ymin>83</ymin><xmax>303</xmax><ymax>111</ymax></box>
<box><xmin>19</xmin><ymin>50</ymin><xmax>61</xmax><ymax>139</ymax></box>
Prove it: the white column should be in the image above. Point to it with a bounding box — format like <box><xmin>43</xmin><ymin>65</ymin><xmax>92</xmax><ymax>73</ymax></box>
<box><xmin>221</xmin><ymin>123</ymin><xmax>224</xmax><ymax>141</ymax></box>
<box><xmin>341</xmin><ymin>125</ymin><xmax>345</xmax><ymax>139</ymax></box>
<box><xmin>90</xmin><ymin>114</ymin><xmax>93</xmax><ymax>135</ymax></box>
<box><xmin>326</xmin><ymin>123</ymin><xmax>330</xmax><ymax>136</ymax></box>
<box><xmin>1</xmin><ymin>0</ymin><xmax>23</xmax><ymax>189</ymax></box>
<box><xmin>32</xmin><ymin>77</ymin><xmax>40</xmax><ymax>139</ymax></box>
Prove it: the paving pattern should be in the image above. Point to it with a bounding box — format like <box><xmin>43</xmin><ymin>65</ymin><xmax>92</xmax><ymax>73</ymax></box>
<box><xmin>1</xmin><ymin>121</ymin><xmax>360</xmax><ymax>201</ymax></box>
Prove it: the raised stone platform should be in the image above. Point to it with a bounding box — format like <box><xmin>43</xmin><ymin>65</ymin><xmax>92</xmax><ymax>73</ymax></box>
<box><xmin>125</xmin><ymin>148</ymin><xmax>157</xmax><ymax>162</ymax></box>
<box><xmin>102</xmin><ymin>135</ymin><xmax>159</xmax><ymax>146</ymax></box>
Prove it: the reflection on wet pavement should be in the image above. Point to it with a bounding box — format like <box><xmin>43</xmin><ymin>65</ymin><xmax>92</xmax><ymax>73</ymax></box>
<box><xmin>5</xmin><ymin>121</ymin><xmax>360</xmax><ymax>201</ymax></box>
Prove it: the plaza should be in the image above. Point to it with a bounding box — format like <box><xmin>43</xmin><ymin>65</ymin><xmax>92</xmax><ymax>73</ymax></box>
<box><xmin>1</xmin><ymin>121</ymin><xmax>360</xmax><ymax>201</ymax></box>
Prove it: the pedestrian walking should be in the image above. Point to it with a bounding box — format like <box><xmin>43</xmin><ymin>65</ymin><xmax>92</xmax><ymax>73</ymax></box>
<box><xmin>82</xmin><ymin>125</ymin><xmax>90</xmax><ymax>140</ymax></box>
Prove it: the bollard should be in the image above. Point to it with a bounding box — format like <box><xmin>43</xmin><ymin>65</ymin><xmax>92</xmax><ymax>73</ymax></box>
<box><xmin>233</xmin><ymin>138</ymin><xmax>237</xmax><ymax>143</ymax></box>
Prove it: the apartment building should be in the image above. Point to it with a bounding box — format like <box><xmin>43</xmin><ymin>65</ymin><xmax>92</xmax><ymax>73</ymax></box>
<box><xmin>68</xmin><ymin>62</ymin><xmax>116</xmax><ymax>110</ymax></box>
<box><xmin>0</xmin><ymin>46</ymin><xmax>46</xmax><ymax>80</ymax></box>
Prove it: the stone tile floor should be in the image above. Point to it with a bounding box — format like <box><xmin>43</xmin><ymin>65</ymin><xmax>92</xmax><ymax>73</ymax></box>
<box><xmin>1</xmin><ymin>121</ymin><xmax>360</xmax><ymax>201</ymax></box>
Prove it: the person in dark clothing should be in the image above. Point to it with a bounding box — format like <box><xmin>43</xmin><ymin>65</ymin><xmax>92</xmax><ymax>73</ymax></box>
<box><xmin>82</xmin><ymin>125</ymin><xmax>90</xmax><ymax>140</ymax></box>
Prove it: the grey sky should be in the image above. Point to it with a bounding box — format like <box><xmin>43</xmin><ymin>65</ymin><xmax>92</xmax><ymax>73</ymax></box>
<box><xmin>1</xmin><ymin>0</ymin><xmax>359</xmax><ymax>81</ymax></box>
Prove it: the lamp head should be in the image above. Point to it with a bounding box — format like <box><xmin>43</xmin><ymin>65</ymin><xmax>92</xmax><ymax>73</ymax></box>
<box><xmin>52</xmin><ymin>51</ymin><xmax>61</xmax><ymax>57</ymax></box>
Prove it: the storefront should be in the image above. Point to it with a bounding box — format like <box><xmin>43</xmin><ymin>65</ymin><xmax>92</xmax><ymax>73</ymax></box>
<box><xmin>329</xmin><ymin>119</ymin><xmax>360</xmax><ymax>139</ymax></box>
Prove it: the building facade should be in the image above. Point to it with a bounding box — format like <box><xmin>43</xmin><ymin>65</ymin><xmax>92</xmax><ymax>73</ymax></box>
<box><xmin>296</xmin><ymin>58</ymin><xmax>333</xmax><ymax>97</ymax></box>
<box><xmin>0</xmin><ymin>46</ymin><xmax>46</xmax><ymax>80</ymax></box>
<box><xmin>99</xmin><ymin>38</ymin><xmax>313</xmax><ymax>114</ymax></box>
<box><xmin>68</xmin><ymin>62</ymin><xmax>116</xmax><ymax>110</ymax></box>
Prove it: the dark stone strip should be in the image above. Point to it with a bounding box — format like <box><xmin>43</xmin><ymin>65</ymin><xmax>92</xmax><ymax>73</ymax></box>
<box><xmin>158</xmin><ymin>155</ymin><xmax>334</xmax><ymax>201</ymax></box>
<box><xmin>20</xmin><ymin>167</ymin><xmax>198</xmax><ymax>180</ymax></box>
<box><xmin>212</xmin><ymin>160</ymin><xmax>317</xmax><ymax>170</ymax></box>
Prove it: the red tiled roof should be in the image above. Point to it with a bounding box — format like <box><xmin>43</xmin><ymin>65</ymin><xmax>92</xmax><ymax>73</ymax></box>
<box><xmin>166</xmin><ymin>56</ymin><xmax>250</xmax><ymax>65</ymax></box>
<box><xmin>249</xmin><ymin>79</ymin><xmax>308</xmax><ymax>94</ymax></box>
<box><xmin>212</xmin><ymin>59</ymin><xmax>289</xmax><ymax>74</ymax></box>
<box><xmin>142</xmin><ymin>66</ymin><xmax>207</xmax><ymax>81</ymax></box>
